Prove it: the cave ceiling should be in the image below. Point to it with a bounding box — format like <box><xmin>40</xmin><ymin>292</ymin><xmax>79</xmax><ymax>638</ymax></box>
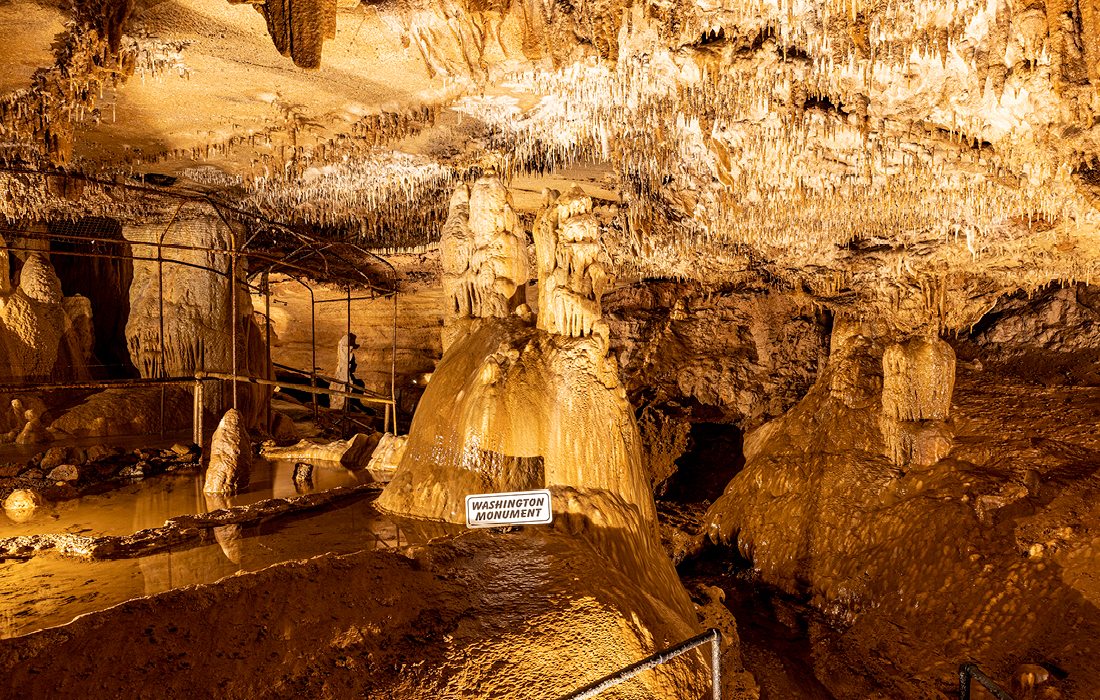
<box><xmin>3</xmin><ymin>0</ymin><xmax>1100</xmax><ymax>333</ymax></box>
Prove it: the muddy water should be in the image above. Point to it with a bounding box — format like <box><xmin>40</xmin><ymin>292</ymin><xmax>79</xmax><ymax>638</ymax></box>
<box><xmin>0</xmin><ymin>461</ymin><xmax>417</xmax><ymax>639</ymax></box>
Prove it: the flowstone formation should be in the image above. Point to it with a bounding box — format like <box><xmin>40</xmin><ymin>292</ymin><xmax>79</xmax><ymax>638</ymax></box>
<box><xmin>378</xmin><ymin>184</ymin><xmax>709</xmax><ymax>666</ymax></box>
<box><xmin>702</xmin><ymin>317</ymin><xmax>1100</xmax><ymax>697</ymax></box>
<box><xmin>439</xmin><ymin>172</ymin><xmax>530</xmax><ymax>351</ymax></box>
<box><xmin>124</xmin><ymin>205</ymin><xmax>271</xmax><ymax>431</ymax></box>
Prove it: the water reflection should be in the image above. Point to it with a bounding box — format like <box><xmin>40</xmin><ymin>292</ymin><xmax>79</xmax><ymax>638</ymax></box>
<box><xmin>0</xmin><ymin>458</ymin><xmax>368</xmax><ymax>537</ymax></box>
<box><xmin>0</xmin><ymin>495</ymin><xmax>420</xmax><ymax>639</ymax></box>
<box><xmin>0</xmin><ymin>457</ymin><xmax>425</xmax><ymax>639</ymax></box>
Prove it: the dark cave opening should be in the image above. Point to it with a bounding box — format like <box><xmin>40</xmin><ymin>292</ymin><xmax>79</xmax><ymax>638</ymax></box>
<box><xmin>48</xmin><ymin>217</ymin><xmax>137</xmax><ymax>378</ymax></box>
<box><xmin>658</xmin><ymin>422</ymin><xmax>745</xmax><ymax>504</ymax></box>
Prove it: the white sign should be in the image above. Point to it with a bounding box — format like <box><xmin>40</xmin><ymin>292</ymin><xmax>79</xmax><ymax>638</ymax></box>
<box><xmin>465</xmin><ymin>489</ymin><xmax>553</xmax><ymax>528</ymax></box>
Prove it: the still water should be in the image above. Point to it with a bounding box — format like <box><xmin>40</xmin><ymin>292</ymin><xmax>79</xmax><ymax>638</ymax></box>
<box><xmin>0</xmin><ymin>460</ymin><xmax>409</xmax><ymax>639</ymax></box>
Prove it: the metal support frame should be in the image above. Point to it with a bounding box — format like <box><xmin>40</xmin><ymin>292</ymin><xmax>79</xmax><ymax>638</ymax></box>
<box><xmin>558</xmin><ymin>629</ymin><xmax>722</xmax><ymax>700</ymax></box>
<box><xmin>0</xmin><ymin>371</ymin><xmax>395</xmax><ymax>447</ymax></box>
<box><xmin>0</xmin><ymin>169</ymin><xmax>404</xmax><ymax>440</ymax></box>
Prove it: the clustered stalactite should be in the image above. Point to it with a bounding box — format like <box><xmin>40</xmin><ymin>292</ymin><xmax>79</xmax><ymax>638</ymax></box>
<box><xmin>439</xmin><ymin>171</ymin><xmax>530</xmax><ymax>350</ymax></box>
<box><xmin>534</xmin><ymin>185</ymin><xmax>610</xmax><ymax>340</ymax></box>
<box><xmin>420</xmin><ymin>0</ymin><xmax>1100</xmax><ymax>329</ymax></box>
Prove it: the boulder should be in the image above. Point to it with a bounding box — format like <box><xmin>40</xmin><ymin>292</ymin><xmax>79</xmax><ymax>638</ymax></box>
<box><xmin>4</xmin><ymin>488</ymin><xmax>44</xmax><ymax>521</ymax></box>
<box><xmin>46</xmin><ymin>464</ymin><xmax>80</xmax><ymax>482</ymax></box>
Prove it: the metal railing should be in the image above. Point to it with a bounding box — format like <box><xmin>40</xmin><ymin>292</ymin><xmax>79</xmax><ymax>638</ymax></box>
<box><xmin>0</xmin><ymin>370</ymin><xmax>397</xmax><ymax>445</ymax></box>
<box><xmin>558</xmin><ymin>628</ymin><xmax>721</xmax><ymax>700</ymax></box>
<box><xmin>959</xmin><ymin>663</ymin><xmax>1015</xmax><ymax>700</ymax></box>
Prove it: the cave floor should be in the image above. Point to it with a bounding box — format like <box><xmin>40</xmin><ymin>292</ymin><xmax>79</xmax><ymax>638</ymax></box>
<box><xmin>0</xmin><ymin>460</ymin><xmax>391</xmax><ymax>638</ymax></box>
<box><xmin>0</xmin><ymin>368</ymin><xmax>1097</xmax><ymax>696</ymax></box>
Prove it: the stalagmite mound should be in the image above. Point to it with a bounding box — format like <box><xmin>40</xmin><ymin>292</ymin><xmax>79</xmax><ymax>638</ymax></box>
<box><xmin>379</xmin><ymin>183</ymin><xmax>704</xmax><ymax>645</ymax></box>
<box><xmin>0</xmin><ymin>251</ymin><xmax>94</xmax><ymax>382</ymax></box>
<box><xmin>377</xmin><ymin>317</ymin><xmax>653</xmax><ymax>525</ymax></box>
<box><xmin>203</xmin><ymin>408</ymin><xmax>251</xmax><ymax>494</ymax></box>
<box><xmin>703</xmin><ymin>317</ymin><xmax>1100</xmax><ymax>697</ymax></box>
<box><xmin>380</xmin><ymin>184</ymin><xmax>656</xmax><ymax>530</ymax></box>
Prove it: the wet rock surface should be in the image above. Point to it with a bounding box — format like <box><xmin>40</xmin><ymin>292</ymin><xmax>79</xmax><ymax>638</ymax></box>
<box><xmin>0</xmin><ymin>442</ymin><xmax>201</xmax><ymax>517</ymax></box>
<box><xmin>605</xmin><ymin>283</ymin><xmax>829</xmax><ymax>430</ymax></box>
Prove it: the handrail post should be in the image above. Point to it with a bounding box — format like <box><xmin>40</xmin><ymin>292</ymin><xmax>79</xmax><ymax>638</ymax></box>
<box><xmin>193</xmin><ymin>377</ymin><xmax>204</xmax><ymax>448</ymax></box>
<box><xmin>958</xmin><ymin>662</ymin><xmax>1015</xmax><ymax>700</ymax></box>
<box><xmin>710</xmin><ymin>628</ymin><xmax>721</xmax><ymax>700</ymax></box>
<box><xmin>959</xmin><ymin>664</ymin><xmax>972</xmax><ymax>700</ymax></box>
<box><xmin>557</xmin><ymin>629</ymin><xmax>721</xmax><ymax>700</ymax></box>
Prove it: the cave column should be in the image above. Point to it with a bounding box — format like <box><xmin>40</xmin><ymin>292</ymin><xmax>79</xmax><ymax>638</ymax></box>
<box><xmin>879</xmin><ymin>335</ymin><xmax>956</xmax><ymax>468</ymax></box>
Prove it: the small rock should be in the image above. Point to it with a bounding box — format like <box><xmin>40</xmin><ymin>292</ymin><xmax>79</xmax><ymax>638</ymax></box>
<box><xmin>0</xmin><ymin>463</ymin><xmax>22</xmax><ymax>478</ymax></box>
<box><xmin>4</xmin><ymin>488</ymin><xmax>44</xmax><ymax>513</ymax></box>
<box><xmin>38</xmin><ymin>447</ymin><xmax>71</xmax><ymax>471</ymax></box>
<box><xmin>270</xmin><ymin>411</ymin><xmax>297</xmax><ymax>442</ymax></box>
<box><xmin>170</xmin><ymin>443</ymin><xmax>196</xmax><ymax>456</ymax></box>
<box><xmin>20</xmin><ymin>468</ymin><xmax>44</xmax><ymax>480</ymax></box>
<box><xmin>82</xmin><ymin>445</ymin><xmax>118</xmax><ymax>463</ymax></box>
<box><xmin>293</xmin><ymin>461</ymin><xmax>314</xmax><ymax>489</ymax></box>
<box><xmin>46</xmin><ymin>464</ymin><xmax>81</xmax><ymax>482</ymax></box>
<box><xmin>119</xmin><ymin>463</ymin><xmax>145</xmax><ymax>479</ymax></box>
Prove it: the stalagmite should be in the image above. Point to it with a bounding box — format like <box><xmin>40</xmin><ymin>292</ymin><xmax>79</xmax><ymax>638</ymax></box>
<box><xmin>329</xmin><ymin>333</ymin><xmax>358</xmax><ymax>411</ymax></box>
<box><xmin>203</xmin><ymin>408</ymin><xmax>252</xmax><ymax>495</ymax></box>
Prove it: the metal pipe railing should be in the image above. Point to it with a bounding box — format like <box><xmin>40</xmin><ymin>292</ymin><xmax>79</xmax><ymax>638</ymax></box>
<box><xmin>959</xmin><ymin>663</ymin><xmax>1015</xmax><ymax>700</ymax></box>
<box><xmin>558</xmin><ymin>629</ymin><xmax>721</xmax><ymax>700</ymax></box>
<box><xmin>0</xmin><ymin>369</ymin><xmax>397</xmax><ymax>440</ymax></box>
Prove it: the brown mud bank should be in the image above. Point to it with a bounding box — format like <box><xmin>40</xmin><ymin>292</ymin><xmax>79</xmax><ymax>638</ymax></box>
<box><xmin>0</xmin><ymin>529</ymin><xmax>724</xmax><ymax>699</ymax></box>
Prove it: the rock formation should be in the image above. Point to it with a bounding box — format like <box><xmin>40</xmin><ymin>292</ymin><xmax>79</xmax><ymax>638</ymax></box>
<box><xmin>203</xmin><ymin>408</ymin><xmax>251</xmax><ymax>494</ymax></box>
<box><xmin>380</xmin><ymin>181</ymin><xmax>696</xmax><ymax>634</ymax></box>
<box><xmin>533</xmin><ymin>186</ymin><xmax>610</xmax><ymax>340</ymax></box>
<box><xmin>702</xmin><ymin>315</ymin><xmax>1100</xmax><ymax>695</ymax></box>
<box><xmin>261</xmin><ymin>432</ymin><xmax>380</xmax><ymax>467</ymax></box>
<box><xmin>365</xmin><ymin>432</ymin><xmax>406</xmax><ymax>480</ymax></box>
<box><xmin>0</xmin><ymin>251</ymin><xmax>92</xmax><ymax>383</ymax></box>
<box><xmin>124</xmin><ymin>206</ymin><xmax>271</xmax><ymax>431</ymax></box>
<box><xmin>381</xmin><ymin>183</ymin><xmax>653</xmax><ymax>525</ymax></box>
<box><xmin>439</xmin><ymin>172</ymin><xmax>530</xmax><ymax>351</ymax></box>
<box><xmin>48</xmin><ymin>386</ymin><xmax>192</xmax><ymax>438</ymax></box>
<box><xmin>253</xmin><ymin>0</ymin><xmax>336</xmax><ymax>69</ymax></box>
